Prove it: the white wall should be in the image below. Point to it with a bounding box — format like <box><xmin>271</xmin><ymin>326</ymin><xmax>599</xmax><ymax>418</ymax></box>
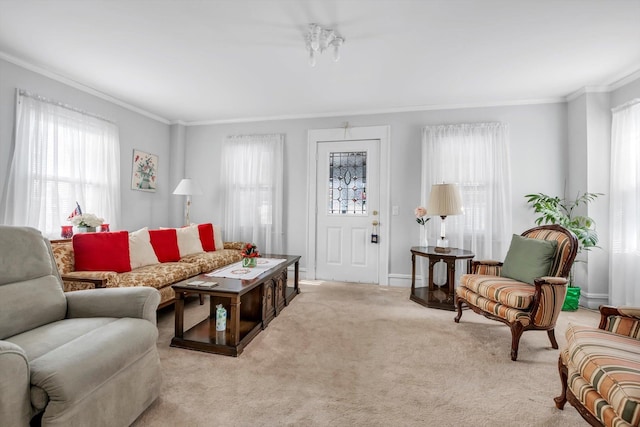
<box><xmin>0</xmin><ymin>58</ymin><xmax>173</xmax><ymax>232</ymax></box>
<box><xmin>185</xmin><ymin>103</ymin><xmax>568</xmax><ymax>282</ymax></box>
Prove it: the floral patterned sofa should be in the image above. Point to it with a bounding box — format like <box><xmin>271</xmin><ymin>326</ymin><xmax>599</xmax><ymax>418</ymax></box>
<box><xmin>51</xmin><ymin>224</ymin><xmax>244</xmax><ymax>308</ymax></box>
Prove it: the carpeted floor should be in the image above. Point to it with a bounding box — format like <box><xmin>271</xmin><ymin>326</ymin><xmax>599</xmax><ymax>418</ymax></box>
<box><xmin>132</xmin><ymin>280</ymin><xmax>599</xmax><ymax>426</ymax></box>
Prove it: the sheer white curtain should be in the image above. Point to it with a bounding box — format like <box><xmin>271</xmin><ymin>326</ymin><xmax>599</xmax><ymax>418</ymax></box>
<box><xmin>1</xmin><ymin>90</ymin><xmax>121</xmax><ymax>237</ymax></box>
<box><xmin>610</xmin><ymin>99</ymin><xmax>640</xmax><ymax>305</ymax></box>
<box><xmin>221</xmin><ymin>134</ymin><xmax>284</xmax><ymax>254</ymax></box>
<box><xmin>421</xmin><ymin>123</ymin><xmax>512</xmax><ymax>260</ymax></box>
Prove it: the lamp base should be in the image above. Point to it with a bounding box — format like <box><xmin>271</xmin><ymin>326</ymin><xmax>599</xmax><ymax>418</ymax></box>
<box><xmin>434</xmin><ymin>246</ymin><xmax>452</xmax><ymax>253</ymax></box>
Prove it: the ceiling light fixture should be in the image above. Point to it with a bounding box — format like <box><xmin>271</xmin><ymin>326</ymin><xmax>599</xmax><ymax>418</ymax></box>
<box><xmin>305</xmin><ymin>23</ymin><xmax>345</xmax><ymax>67</ymax></box>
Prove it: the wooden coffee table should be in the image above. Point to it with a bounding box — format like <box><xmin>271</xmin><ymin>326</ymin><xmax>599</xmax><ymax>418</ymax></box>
<box><xmin>171</xmin><ymin>255</ymin><xmax>300</xmax><ymax>356</ymax></box>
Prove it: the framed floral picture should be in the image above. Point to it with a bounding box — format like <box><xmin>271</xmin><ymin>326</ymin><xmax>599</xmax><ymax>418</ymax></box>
<box><xmin>131</xmin><ymin>149</ymin><xmax>158</xmax><ymax>192</ymax></box>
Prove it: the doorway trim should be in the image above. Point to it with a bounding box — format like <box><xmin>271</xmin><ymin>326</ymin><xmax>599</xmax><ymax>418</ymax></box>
<box><xmin>306</xmin><ymin>125</ymin><xmax>390</xmax><ymax>285</ymax></box>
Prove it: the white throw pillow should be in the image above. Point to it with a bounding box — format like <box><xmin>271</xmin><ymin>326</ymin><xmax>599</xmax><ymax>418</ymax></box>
<box><xmin>129</xmin><ymin>227</ymin><xmax>160</xmax><ymax>269</ymax></box>
<box><xmin>175</xmin><ymin>225</ymin><xmax>204</xmax><ymax>257</ymax></box>
<box><xmin>214</xmin><ymin>224</ymin><xmax>224</xmax><ymax>251</ymax></box>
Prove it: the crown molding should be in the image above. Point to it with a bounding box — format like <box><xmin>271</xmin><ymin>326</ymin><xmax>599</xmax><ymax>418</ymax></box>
<box><xmin>565</xmin><ymin>67</ymin><xmax>640</xmax><ymax>102</ymax></box>
<box><xmin>565</xmin><ymin>86</ymin><xmax>610</xmax><ymax>102</ymax></box>
<box><xmin>606</xmin><ymin>67</ymin><xmax>640</xmax><ymax>92</ymax></box>
<box><xmin>185</xmin><ymin>97</ymin><xmax>566</xmax><ymax>126</ymax></box>
<box><xmin>0</xmin><ymin>51</ymin><xmax>171</xmax><ymax>124</ymax></box>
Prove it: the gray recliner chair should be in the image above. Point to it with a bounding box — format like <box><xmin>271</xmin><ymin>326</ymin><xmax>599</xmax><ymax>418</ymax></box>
<box><xmin>0</xmin><ymin>226</ymin><xmax>162</xmax><ymax>426</ymax></box>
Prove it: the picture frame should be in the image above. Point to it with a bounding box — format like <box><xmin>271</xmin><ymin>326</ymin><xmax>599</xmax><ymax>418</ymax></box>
<box><xmin>131</xmin><ymin>149</ymin><xmax>158</xmax><ymax>192</ymax></box>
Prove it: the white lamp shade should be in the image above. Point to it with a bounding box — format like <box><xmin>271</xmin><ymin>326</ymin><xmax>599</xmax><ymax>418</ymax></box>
<box><xmin>427</xmin><ymin>183</ymin><xmax>463</xmax><ymax>216</ymax></box>
<box><xmin>172</xmin><ymin>178</ymin><xmax>203</xmax><ymax>196</ymax></box>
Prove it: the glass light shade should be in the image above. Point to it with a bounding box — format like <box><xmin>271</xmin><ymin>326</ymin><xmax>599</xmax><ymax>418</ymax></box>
<box><xmin>309</xmin><ymin>49</ymin><xmax>317</xmax><ymax>67</ymax></box>
<box><xmin>310</xmin><ymin>24</ymin><xmax>321</xmax><ymax>51</ymax></box>
<box><xmin>332</xmin><ymin>37</ymin><xmax>343</xmax><ymax>62</ymax></box>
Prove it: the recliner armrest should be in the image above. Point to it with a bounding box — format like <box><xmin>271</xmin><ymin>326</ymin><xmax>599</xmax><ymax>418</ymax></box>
<box><xmin>66</xmin><ymin>287</ymin><xmax>161</xmax><ymax>325</ymax></box>
<box><xmin>0</xmin><ymin>340</ymin><xmax>32</xmax><ymax>426</ymax></box>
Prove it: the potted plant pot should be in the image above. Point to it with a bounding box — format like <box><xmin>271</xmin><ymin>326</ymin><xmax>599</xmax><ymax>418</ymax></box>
<box><xmin>562</xmin><ymin>286</ymin><xmax>581</xmax><ymax>311</ymax></box>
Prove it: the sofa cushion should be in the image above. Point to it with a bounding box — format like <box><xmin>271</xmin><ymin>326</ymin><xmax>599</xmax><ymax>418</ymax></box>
<box><xmin>500</xmin><ymin>234</ymin><xmax>557</xmax><ymax>285</ymax></box>
<box><xmin>72</xmin><ymin>231</ymin><xmax>131</xmax><ymax>273</ymax></box>
<box><xmin>180</xmin><ymin>249</ymin><xmax>244</xmax><ymax>273</ymax></box>
<box><xmin>197</xmin><ymin>223</ymin><xmax>216</xmax><ymax>251</ymax></box>
<box><xmin>148</xmin><ymin>229</ymin><xmax>180</xmax><ymax>262</ymax></box>
<box><xmin>565</xmin><ymin>323</ymin><xmax>640</xmax><ymax>425</ymax></box>
<box><xmin>174</xmin><ymin>225</ymin><xmax>203</xmax><ymax>257</ymax></box>
<box><xmin>129</xmin><ymin>227</ymin><xmax>159</xmax><ymax>269</ymax></box>
<box><xmin>116</xmin><ymin>262</ymin><xmax>200</xmax><ymax>289</ymax></box>
<box><xmin>214</xmin><ymin>225</ymin><xmax>224</xmax><ymax>251</ymax></box>
<box><xmin>455</xmin><ymin>286</ymin><xmax>532</xmax><ymax>326</ymax></box>
<box><xmin>459</xmin><ymin>274</ymin><xmax>535</xmax><ymax>309</ymax></box>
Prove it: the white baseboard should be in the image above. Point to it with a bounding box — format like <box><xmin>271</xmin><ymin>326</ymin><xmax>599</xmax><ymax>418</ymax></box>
<box><xmin>387</xmin><ymin>274</ymin><xmax>419</xmax><ymax>288</ymax></box>
<box><xmin>580</xmin><ymin>291</ymin><xmax>609</xmax><ymax>309</ymax></box>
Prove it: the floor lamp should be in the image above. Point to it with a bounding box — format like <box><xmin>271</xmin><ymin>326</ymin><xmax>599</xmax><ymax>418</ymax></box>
<box><xmin>173</xmin><ymin>178</ymin><xmax>203</xmax><ymax>226</ymax></box>
<box><xmin>427</xmin><ymin>183</ymin><xmax>463</xmax><ymax>253</ymax></box>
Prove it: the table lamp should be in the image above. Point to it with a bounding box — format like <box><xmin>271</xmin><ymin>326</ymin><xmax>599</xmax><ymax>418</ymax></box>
<box><xmin>173</xmin><ymin>178</ymin><xmax>203</xmax><ymax>226</ymax></box>
<box><xmin>426</xmin><ymin>183</ymin><xmax>463</xmax><ymax>253</ymax></box>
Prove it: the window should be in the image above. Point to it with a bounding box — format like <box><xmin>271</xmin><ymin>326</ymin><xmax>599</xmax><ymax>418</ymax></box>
<box><xmin>221</xmin><ymin>134</ymin><xmax>284</xmax><ymax>254</ymax></box>
<box><xmin>421</xmin><ymin>122</ymin><xmax>512</xmax><ymax>260</ymax></box>
<box><xmin>1</xmin><ymin>90</ymin><xmax>121</xmax><ymax>237</ymax></box>
<box><xmin>609</xmin><ymin>99</ymin><xmax>640</xmax><ymax>305</ymax></box>
<box><xmin>328</xmin><ymin>151</ymin><xmax>367</xmax><ymax>215</ymax></box>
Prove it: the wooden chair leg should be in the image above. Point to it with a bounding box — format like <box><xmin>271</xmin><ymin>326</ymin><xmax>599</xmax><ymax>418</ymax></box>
<box><xmin>547</xmin><ymin>329</ymin><xmax>559</xmax><ymax>349</ymax></box>
<box><xmin>554</xmin><ymin>354</ymin><xmax>569</xmax><ymax>409</ymax></box>
<box><xmin>454</xmin><ymin>297</ymin><xmax>464</xmax><ymax>323</ymax></box>
<box><xmin>510</xmin><ymin>322</ymin><xmax>524</xmax><ymax>361</ymax></box>
<box><xmin>199</xmin><ymin>294</ymin><xmax>205</xmax><ymax>305</ymax></box>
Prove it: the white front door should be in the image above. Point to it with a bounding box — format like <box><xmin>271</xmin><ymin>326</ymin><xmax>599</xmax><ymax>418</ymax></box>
<box><xmin>315</xmin><ymin>139</ymin><xmax>380</xmax><ymax>283</ymax></box>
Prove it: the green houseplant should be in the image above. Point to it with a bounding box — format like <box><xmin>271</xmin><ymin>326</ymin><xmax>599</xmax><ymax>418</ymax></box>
<box><xmin>524</xmin><ymin>191</ymin><xmax>602</xmax><ymax>311</ymax></box>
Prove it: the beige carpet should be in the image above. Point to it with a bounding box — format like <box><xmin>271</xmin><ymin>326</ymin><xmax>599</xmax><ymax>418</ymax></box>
<box><xmin>132</xmin><ymin>281</ymin><xmax>599</xmax><ymax>426</ymax></box>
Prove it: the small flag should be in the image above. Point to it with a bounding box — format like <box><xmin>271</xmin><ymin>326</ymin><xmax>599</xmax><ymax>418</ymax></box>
<box><xmin>66</xmin><ymin>202</ymin><xmax>82</xmax><ymax>221</ymax></box>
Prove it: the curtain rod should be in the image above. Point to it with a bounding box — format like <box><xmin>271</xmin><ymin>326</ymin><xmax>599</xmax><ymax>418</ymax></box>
<box><xmin>611</xmin><ymin>98</ymin><xmax>640</xmax><ymax>113</ymax></box>
<box><xmin>17</xmin><ymin>89</ymin><xmax>116</xmax><ymax>125</ymax></box>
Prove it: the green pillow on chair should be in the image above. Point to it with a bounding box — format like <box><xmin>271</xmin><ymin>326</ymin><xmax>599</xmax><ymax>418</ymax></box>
<box><xmin>500</xmin><ymin>234</ymin><xmax>558</xmax><ymax>285</ymax></box>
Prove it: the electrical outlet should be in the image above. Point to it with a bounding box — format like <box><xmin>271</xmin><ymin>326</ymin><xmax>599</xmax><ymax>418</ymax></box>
<box><xmin>392</xmin><ymin>206</ymin><xmax>399</xmax><ymax>216</ymax></box>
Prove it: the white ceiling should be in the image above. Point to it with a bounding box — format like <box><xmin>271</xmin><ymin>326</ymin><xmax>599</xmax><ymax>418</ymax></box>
<box><xmin>1</xmin><ymin>0</ymin><xmax>639</xmax><ymax>124</ymax></box>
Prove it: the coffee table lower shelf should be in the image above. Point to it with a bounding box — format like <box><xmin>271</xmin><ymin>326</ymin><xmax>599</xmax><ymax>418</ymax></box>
<box><xmin>171</xmin><ymin>318</ymin><xmax>262</xmax><ymax>357</ymax></box>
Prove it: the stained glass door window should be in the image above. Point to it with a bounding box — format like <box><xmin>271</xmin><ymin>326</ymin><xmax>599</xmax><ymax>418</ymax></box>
<box><xmin>328</xmin><ymin>151</ymin><xmax>367</xmax><ymax>214</ymax></box>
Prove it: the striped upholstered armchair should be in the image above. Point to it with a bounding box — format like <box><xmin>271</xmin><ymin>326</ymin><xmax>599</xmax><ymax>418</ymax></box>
<box><xmin>555</xmin><ymin>305</ymin><xmax>640</xmax><ymax>426</ymax></box>
<box><xmin>454</xmin><ymin>225</ymin><xmax>578</xmax><ymax>361</ymax></box>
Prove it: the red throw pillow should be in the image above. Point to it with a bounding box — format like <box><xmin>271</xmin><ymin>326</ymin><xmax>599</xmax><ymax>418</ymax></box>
<box><xmin>198</xmin><ymin>223</ymin><xmax>215</xmax><ymax>251</ymax></box>
<box><xmin>148</xmin><ymin>228</ymin><xmax>180</xmax><ymax>262</ymax></box>
<box><xmin>73</xmin><ymin>231</ymin><xmax>131</xmax><ymax>273</ymax></box>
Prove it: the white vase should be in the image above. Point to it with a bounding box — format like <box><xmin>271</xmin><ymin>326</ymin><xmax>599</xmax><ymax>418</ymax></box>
<box><xmin>77</xmin><ymin>226</ymin><xmax>97</xmax><ymax>233</ymax></box>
